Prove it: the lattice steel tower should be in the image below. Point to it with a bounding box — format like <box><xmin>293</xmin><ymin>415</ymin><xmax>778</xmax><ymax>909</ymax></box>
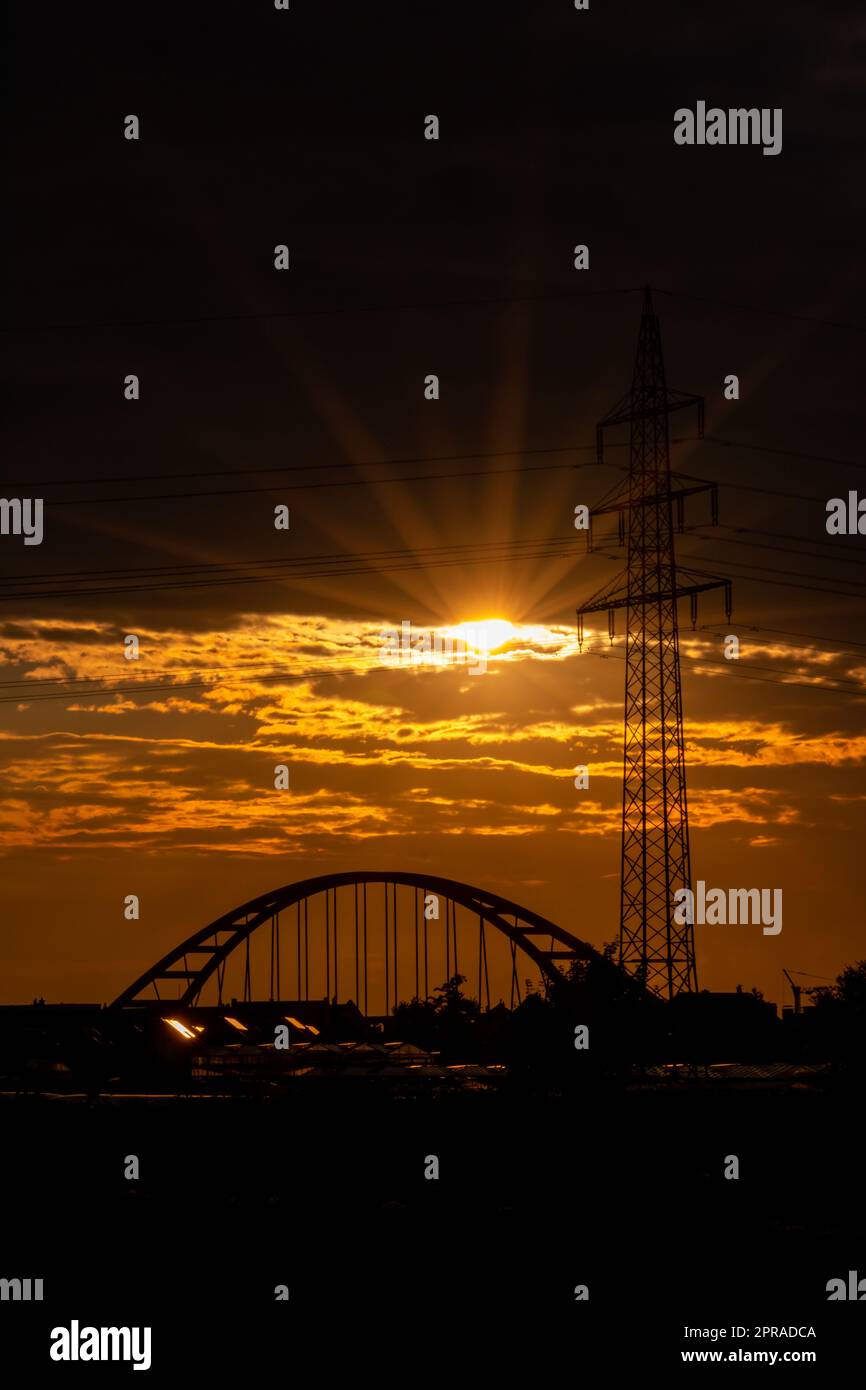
<box><xmin>576</xmin><ymin>288</ymin><xmax>730</xmax><ymax>998</ymax></box>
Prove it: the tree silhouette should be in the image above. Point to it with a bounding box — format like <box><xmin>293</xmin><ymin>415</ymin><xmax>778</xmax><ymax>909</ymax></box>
<box><xmin>810</xmin><ymin>959</ymin><xmax>866</xmax><ymax>1069</ymax></box>
<box><xmin>392</xmin><ymin>974</ymin><xmax>479</xmax><ymax>1056</ymax></box>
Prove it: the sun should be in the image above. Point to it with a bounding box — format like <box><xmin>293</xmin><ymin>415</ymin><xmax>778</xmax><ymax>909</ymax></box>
<box><xmin>446</xmin><ymin>618</ymin><xmax>515</xmax><ymax>652</ymax></box>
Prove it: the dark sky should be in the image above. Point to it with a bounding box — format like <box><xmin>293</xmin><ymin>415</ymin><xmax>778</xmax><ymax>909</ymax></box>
<box><xmin>3</xmin><ymin>0</ymin><xmax>865</xmax><ymax>1005</ymax></box>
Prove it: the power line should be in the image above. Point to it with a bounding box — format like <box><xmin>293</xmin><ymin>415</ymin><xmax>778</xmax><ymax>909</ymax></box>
<box><xmin>0</xmin><ymin>668</ymin><xmax>342</xmax><ymax>708</ymax></box>
<box><xmin>704</xmin><ymin>437</ymin><xmax>866</xmax><ymax>475</ymax></box>
<box><xmin>714</xmin><ymin>523</ymin><xmax>864</xmax><ymax>555</ymax></box>
<box><xmin>654</xmin><ymin>287</ymin><xmax>864</xmax><ymax>335</ymax></box>
<box><xmin>0</xmin><ymin>658</ymin><xmax>331</xmax><ymax>692</ymax></box>
<box><xmin>0</xmin><ymin>454</ymin><xmax>835</xmax><ymax>509</ymax></box>
<box><xmin>579</xmin><ymin>642</ymin><xmax>866</xmax><ymax>700</ymax></box>
<box><xmin>4</xmin><ymin>601</ymin><xmax>864</xmax><ymax>696</ymax></box>
<box><xmin>0</xmin><ymin>540</ymin><xmax>596</xmax><ymax>602</ymax></box>
<box><xmin>688</xmin><ymin>530</ymin><xmax>866</xmax><ymax>569</ymax></box>
<box><xmin>0</xmin><ymin>442</ymin><xmax>611</xmax><ymax>491</ymax></box>
<box><xmin>14</xmin><ymin>460</ymin><xmax>595</xmax><ymax>508</ymax></box>
<box><xmin>698</xmin><ymin>620</ymin><xmax>866</xmax><ymax>653</ymax></box>
<box><xmin>695</xmin><ymin>624</ymin><xmax>865</xmax><ymax>663</ymax></box>
<box><xmin>0</xmin><ymin>533</ymin><xmax>592</xmax><ymax>587</ymax></box>
<box><xmin>590</xmin><ymin>521</ymin><xmax>866</xmax><ymax>573</ymax></box>
<box><xmin>674</xmin><ymin>550</ymin><xmax>866</xmax><ymax>599</ymax></box>
<box><xmin>1</xmin><ymin>285</ymin><xmax>644</xmax><ymax>336</ymax></box>
<box><xmin>4</xmin><ymin>621</ymin><xmax>863</xmax><ymax>696</ymax></box>
<box><xmin>685</xmin><ymin>567</ymin><xmax>866</xmax><ymax>604</ymax></box>
<box><xmin>675</xmin><ymin>469</ymin><xmax>826</xmax><ymax>506</ymax></box>
<box><xmin>3</xmin><ymin>434</ymin><xmax>860</xmax><ymax>495</ymax></box>
<box><xmin>5</xmin><ymin>280</ymin><xmax>860</xmax><ymax>337</ymax></box>
<box><xmin>681</xmin><ymin>652</ymin><xmax>865</xmax><ymax>689</ymax></box>
<box><xmin>5</xmin><ymin>634</ymin><xmax>864</xmax><ymax>709</ymax></box>
<box><xmin>3</xmin><ymin>490</ymin><xmax>856</xmax><ymax>596</ymax></box>
<box><xmin>1</xmin><ymin>529</ymin><xmax>863</xmax><ymax>605</ymax></box>
<box><xmin>581</xmin><ymin>636</ymin><xmax>866</xmax><ymax>687</ymax></box>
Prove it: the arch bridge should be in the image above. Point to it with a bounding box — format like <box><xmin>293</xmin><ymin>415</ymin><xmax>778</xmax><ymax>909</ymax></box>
<box><xmin>112</xmin><ymin>871</ymin><xmax>604</xmax><ymax>1014</ymax></box>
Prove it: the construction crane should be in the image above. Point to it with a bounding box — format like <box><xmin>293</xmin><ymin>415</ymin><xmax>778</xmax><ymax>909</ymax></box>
<box><xmin>782</xmin><ymin>969</ymin><xmax>832</xmax><ymax>1015</ymax></box>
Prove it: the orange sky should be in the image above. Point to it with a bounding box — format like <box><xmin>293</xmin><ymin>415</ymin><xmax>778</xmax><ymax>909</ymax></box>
<box><xmin>2</xmin><ymin>609</ymin><xmax>863</xmax><ymax>1006</ymax></box>
<box><xmin>5</xmin><ymin>0</ymin><xmax>866</xmax><ymax>1010</ymax></box>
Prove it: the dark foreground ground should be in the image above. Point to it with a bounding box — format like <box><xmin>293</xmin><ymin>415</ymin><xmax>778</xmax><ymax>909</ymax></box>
<box><xmin>1</xmin><ymin>1081</ymin><xmax>863</xmax><ymax>1377</ymax></box>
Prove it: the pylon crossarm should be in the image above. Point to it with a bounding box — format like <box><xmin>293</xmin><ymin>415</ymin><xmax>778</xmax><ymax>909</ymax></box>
<box><xmin>577</xmin><ymin>577</ymin><xmax>728</xmax><ymax>619</ymax></box>
<box><xmin>590</xmin><ymin>481</ymin><xmax>717</xmax><ymax>518</ymax></box>
<box><xmin>596</xmin><ymin>388</ymin><xmax>704</xmax><ymax>461</ymax></box>
<box><xmin>601</xmin><ymin>396</ymin><xmax>702</xmax><ymax>427</ymax></box>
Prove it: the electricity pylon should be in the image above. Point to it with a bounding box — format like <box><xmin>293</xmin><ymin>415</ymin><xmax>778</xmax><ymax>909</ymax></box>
<box><xmin>577</xmin><ymin>288</ymin><xmax>731</xmax><ymax>998</ymax></box>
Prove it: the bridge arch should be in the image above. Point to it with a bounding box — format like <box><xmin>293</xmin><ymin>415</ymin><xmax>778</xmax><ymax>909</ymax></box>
<box><xmin>112</xmin><ymin>871</ymin><xmax>603</xmax><ymax>1011</ymax></box>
